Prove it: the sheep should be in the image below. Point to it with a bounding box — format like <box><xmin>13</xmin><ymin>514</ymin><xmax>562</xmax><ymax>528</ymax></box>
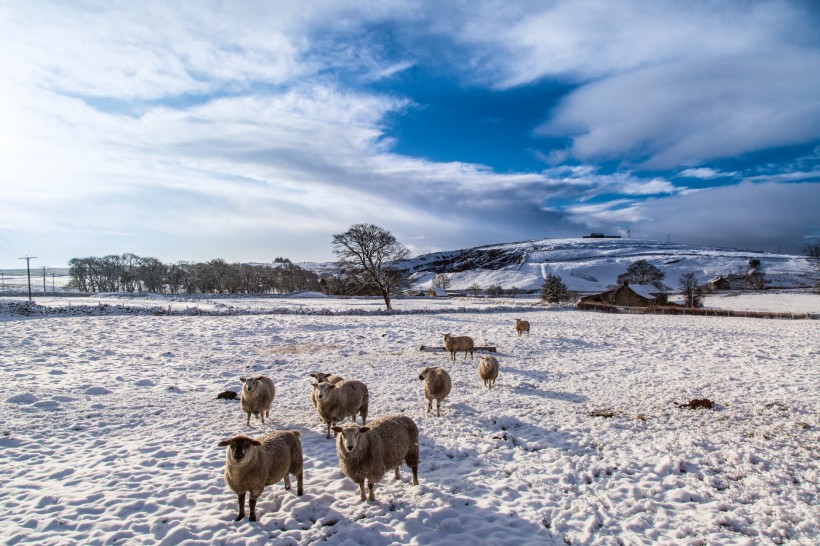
<box><xmin>308</xmin><ymin>372</ymin><xmax>344</xmax><ymax>409</ymax></box>
<box><xmin>332</xmin><ymin>414</ymin><xmax>419</xmax><ymax>502</ymax></box>
<box><xmin>240</xmin><ymin>375</ymin><xmax>275</xmax><ymax>427</ymax></box>
<box><xmin>478</xmin><ymin>355</ymin><xmax>499</xmax><ymax>389</ymax></box>
<box><xmin>418</xmin><ymin>366</ymin><xmax>452</xmax><ymax>416</ymax></box>
<box><xmin>514</xmin><ymin>318</ymin><xmax>530</xmax><ymax>337</ymax></box>
<box><xmin>217</xmin><ymin>430</ymin><xmax>303</xmax><ymax>522</ymax></box>
<box><xmin>312</xmin><ymin>379</ymin><xmax>369</xmax><ymax>439</ymax></box>
<box><xmin>442</xmin><ymin>333</ymin><xmax>474</xmax><ymax>361</ymax></box>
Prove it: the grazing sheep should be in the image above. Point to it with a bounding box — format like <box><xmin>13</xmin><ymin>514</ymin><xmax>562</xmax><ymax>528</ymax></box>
<box><xmin>308</xmin><ymin>372</ymin><xmax>344</xmax><ymax>409</ymax></box>
<box><xmin>442</xmin><ymin>333</ymin><xmax>474</xmax><ymax>361</ymax></box>
<box><xmin>478</xmin><ymin>355</ymin><xmax>499</xmax><ymax>389</ymax></box>
<box><xmin>332</xmin><ymin>414</ymin><xmax>419</xmax><ymax>502</ymax></box>
<box><xmin>313</xmin><ymin>379</ymin><xmax>369</xmax><ymax>439</ymax></box>
<box><xmin>218</xmin><ymin>430</ymin><xmax>303</xmax><ymax>522</ymax></box>
<box><xmin>240</xmin><ymin>376</ymin><xmax>275</xmax><ymax>426</ymax></box>
<box><xmin>514</xmin><ymin>318</ymin><xmax>530</xmax><ymax>337</ymax></box>
<box><xmin>418</xmin><ymin>366</ymin><xmax>452</xmax><ymax>416</ymax></box>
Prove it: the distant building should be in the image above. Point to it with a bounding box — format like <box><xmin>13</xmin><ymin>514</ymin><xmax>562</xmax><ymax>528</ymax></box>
<box><xmin>427</xmin><ymin>286</ymin><xmax>449</xmax><ymax>297</ymax></box>
<box><xmin>707</xmin><ymin>276</ymin><xmax>732</xmax><ymax>291</ymax></box>
<box><xmin>582</xmin><ymin>233</ymin><xmax>622</xmax><ymax>239</ymax></box>
<box><xmin>579</xmin><ymin>281</ymin><xmax>667</xmax><ymax>307</ymax></box>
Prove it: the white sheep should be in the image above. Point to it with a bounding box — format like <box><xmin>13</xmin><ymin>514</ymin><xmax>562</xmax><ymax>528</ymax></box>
<box><xmin>332</xmin><ymin>414</ymin><xmax>419</xmax><ymax>502</ymax></box>
<box><xmin>240</xmin><ymin>375</ymin><xmax>275</xmax><ymax>426</ymax></box>
<box><xmin>218</xmin><ymin>430</ymin><xmax>303</xmax><ymax>521</ymax></box>
<box><xmin>514</xmin><ymin>318</ymin><xmax>530</xmax><ymax>337</ymax></box>
<box><xmin>478</xmin><ymin>355</ymin><xmax>499</xmax><ymax>389</ymax></box>
<box><xmin>442</xmin><ymin>333</ymin><xmax>474</xmax><ymax>361</ymax></box>
<box><xmin>308</xmin><ymin>372</ymin><xmax>344</xmax><ymax>409</ymax></box>
<box><xmin>418</xmin><ymin>366</ymin><xmax>452</xmax><ymax>416</ymax></box>
<box><xmin>313</xmin><ymin>379</ymin><xmax>369</xmax><ymax>439</ymax></box>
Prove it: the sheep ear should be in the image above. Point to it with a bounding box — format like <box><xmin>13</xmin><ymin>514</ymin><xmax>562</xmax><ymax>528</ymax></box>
<box><xmin>239</xmin><ymin>377</ymin><xmax>247</xmax><ymax>383</ymax></box>
<box><xmin>249</xmin><ymin>439</ymin><xmax>262</xmax><ymax>446</ymax></box>
<box><xmin>309</xmin><ymin>373</ymin><xmax>318</xmax><ymax>379</ymax></box>
<box><xmin>359</xmin><ymin>427</ymin><xmax>370</xmax><ymax>433</ymax></box>
<box><xmin>311</xmin><ymin>382</ymin><xmax>319</xmax><ymax>387</ymax></box>
<box><xmin>218</xmin><ymin>439</ymin><xmax>233</xmax><ymax>447</ymax></box>
<box><xmin>331</xmin><ymin>426</ymin><xmax>343</xmax><ymax>433</ymax></box>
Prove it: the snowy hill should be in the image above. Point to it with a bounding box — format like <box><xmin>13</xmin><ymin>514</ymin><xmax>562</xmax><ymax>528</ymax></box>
<box><xmin>395</xmin><ymin>238</ymin><xmax>817</xmax><ymax>293</ymax></box>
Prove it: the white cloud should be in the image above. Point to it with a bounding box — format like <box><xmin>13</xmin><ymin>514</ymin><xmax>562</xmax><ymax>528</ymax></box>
<box><xmin>679</xmin><ymin>168</ymin><xmax>737</xmax><ymax>180</ymax></box>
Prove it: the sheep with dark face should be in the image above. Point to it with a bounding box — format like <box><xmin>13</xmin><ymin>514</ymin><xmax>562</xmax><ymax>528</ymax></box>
<box><xmin>332</xmin><ymin>415</ymin><xmax>419</xmax><ymax>502</ymax></box>
<box><xmin>313</xmin><ymin>379</ymin><xmax>369</xmax><ymax>439</ymax></box>
<box><xmin>478</xmin><ymin>355</ymin><xmax>499</xmax><ymax>389</ymax></box>
<box><xmin>308</xmin><ymin>372</ymin><xmax>344</xmax><ymax>409</ymax></box>
<box><xmin>418</xmin><ymin>366</ymin><xmax>452</xmax><ymax>417</ymax></box>
<box><xmin>218</xmin><ymin>430</ymin><xmax>303</xmax><ymax>522</ymax></box>
<box><xmin>240</xmin><ymin>376</ymin><xmax>275</xmax><ymax>426</ymax></box>
<box><xmin>442</xmin><ymin>333</ymin><xmax>474</xmax><ymax>361</ymax></box>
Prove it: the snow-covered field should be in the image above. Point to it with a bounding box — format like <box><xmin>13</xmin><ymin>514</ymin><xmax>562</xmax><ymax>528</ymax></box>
<box><xmin>1</xmin><ymin>295</ymin><xmax>818</xmax><ymax>545</ymax></box>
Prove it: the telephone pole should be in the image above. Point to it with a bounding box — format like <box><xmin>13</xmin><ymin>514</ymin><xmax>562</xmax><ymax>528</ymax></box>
<box><xmin>43</xmin><ymin>266</ymin><xmax>47</xmax><ymax>295</ymax></box>
<box><xmin>19</xmin><ymin>256</ymin><xmax>37</xmax><ymax>301</ymax></box>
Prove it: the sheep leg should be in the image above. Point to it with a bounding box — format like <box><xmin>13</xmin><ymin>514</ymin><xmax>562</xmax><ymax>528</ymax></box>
<box><xmin>367</xmin><ymin>481</ymin><xmax>375</xmax><ymax>501</ymax></box>
<box><xmin>394</xmin><ymin>467</ymin><xmax>400</xmax><ymax>480</ymax></box>
<box><xmin>283</xmin><ymin>474</ymin><xmax>291</xmax><ymax>490</ymax></box>
<box><xmin>411</xmin><ymin>466</ymin><xmax>419</xmax><ymax>485</ymax></box>
<box><xmin>248</xmin><ymin>498</ymin><xmax>258</xmax><ymax>522</ymax></box>
<box><xmin>245</xmin><ymin>412</ymin><xmax>251</xmax><ymax>426</ymax></box>
<box><xmin>325</xmin><ymin>421</ymin><xmax>332</xmax><ymax>439</ymax></box>
<box><xmin>358</xmin><ymin>481</ymin><xmax>367</xmax><ymax>501</ymax></box>
<box><xmin>436</xmin><ymin>399</ymin><xmax>441</xmax><ymax>417</ymax></box>
<box><xmin>296</xmin><ymin>471</ymin><xmax>304</xmax><ymax>496</ymax></box>
<box><xmin>259</xmin><ymin>411</ymin><xmax>265</xmax><ymax>425</ymax></box>
<box><xmin>427</xmin><ymin>398</ymin><xmax>432</xmax><ymax>414</ymax></box>
<box><xmin>234</xmin><ymin>492</ymin><xmax>246</xmax><ymax>521</ymax></box>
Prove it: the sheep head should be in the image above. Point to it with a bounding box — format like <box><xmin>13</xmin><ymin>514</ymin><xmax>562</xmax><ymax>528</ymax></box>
<box><xmin>332</xmin><ymin>424</ymin><xmax>371</xmax><ymax>453</ymax></box>
<box><xmin>315</xmin><ymin>382</ymin><xmax>335</xmax><ymax>401</ymax></box>
<box><xmin>218</xmin><ymin>435</ymin><xmax>262</xmax><ymax>462</ymax></box>
<box><xmin>240</xmin><ymin>376</ymin><xmax>264</xmax><ymax>393</ymax></box>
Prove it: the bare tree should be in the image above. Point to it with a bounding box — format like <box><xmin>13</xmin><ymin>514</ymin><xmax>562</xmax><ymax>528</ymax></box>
<box><xmin>331</xmin><ymin>223</ymin><xmax>411</xmax><ymax>310</ymax></box>
<box><xmin>678</xmin><ymin>272</ymin><xmax>703</xmax><ymax>307</ymax></box>
<box><xmin>432</xmin><ymin>273</ymin><xmax>451</xmax><ymax>290</ymax></box>
<box><xmin>617</xmin><ymin>259</ymin><xmax>666</xmax><ymax>289</ymax></box>
<box><xmin>467</xmin><ymin>283</ymin><xmax>482</xmax><ymax>297</ymax></box>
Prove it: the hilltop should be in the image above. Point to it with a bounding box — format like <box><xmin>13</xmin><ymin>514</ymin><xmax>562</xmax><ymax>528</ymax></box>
<box><xmin>394</xmin><ymin>238</ymin><xmax>816</xmax><ymax>293</ymax></box>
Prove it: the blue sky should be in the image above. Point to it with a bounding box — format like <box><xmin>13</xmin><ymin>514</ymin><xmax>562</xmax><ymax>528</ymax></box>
<box><xmin>1</xmin><ymin>0</ymin><xmax>818</xmax><ymax>269</ymax></box>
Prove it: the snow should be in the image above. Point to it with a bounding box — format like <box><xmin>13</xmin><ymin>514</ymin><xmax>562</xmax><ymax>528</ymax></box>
<box><xmin>1</xmin><ymin>294</ymin><xmax>818</xmax><ymax>545</ymax></box>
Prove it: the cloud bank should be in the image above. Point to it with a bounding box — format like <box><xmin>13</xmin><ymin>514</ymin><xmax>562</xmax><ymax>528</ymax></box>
<box><xmin>0</xmin><ymin>1</ymin><xmax>817</xmax><ymax>266</ymax></box>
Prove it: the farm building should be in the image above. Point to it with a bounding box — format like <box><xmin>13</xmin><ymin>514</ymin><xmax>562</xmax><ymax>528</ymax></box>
<box><xmin>579</xmin><ymin>281</ymin><xmax>667</xmax><ymax>307</ymax></box>
<box><xmin>427</xmin><ymin>286</ymin><xmax>449</xmax><ymax>297</ymax></box>
<box><xmin>708</xmin><ymin>276</ymin><xmax>732</xmax><ymax>290</ymax></box>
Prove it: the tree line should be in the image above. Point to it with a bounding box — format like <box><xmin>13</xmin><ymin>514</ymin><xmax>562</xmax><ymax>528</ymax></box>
<box><xmin>67</xmin><ymin>253</ymin><xmax>321</xmax><ymax>295</ymax></box>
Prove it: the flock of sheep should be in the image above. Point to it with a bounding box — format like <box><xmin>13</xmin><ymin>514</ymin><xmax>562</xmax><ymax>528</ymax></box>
<box><xmin>216</xmin><ymin>318</ymin><xmax>531</xmax><ymax>522</ymax></box>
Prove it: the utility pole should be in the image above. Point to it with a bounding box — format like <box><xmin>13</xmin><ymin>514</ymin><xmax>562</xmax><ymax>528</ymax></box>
<box><xmin>19</xmin><ymin>256</ymin><xmax>37</xmax><ymax>301</ymax></box>
<box><xmin>43</xmin><ymin>266</ymin><xmax>47</xmax><ymax>295</ymax></box>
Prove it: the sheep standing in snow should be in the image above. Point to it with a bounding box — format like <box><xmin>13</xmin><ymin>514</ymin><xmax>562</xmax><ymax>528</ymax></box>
<box><xmin>419</xmin><ymin>366</ymin><xmax>452</xmax><ymax>417</ymax></box>
<box><xmin>313</xmin><ymin>379</ymin><xmax>369</xmax><ymax>439</ymax></box>
<box><xmin>478</xmin><ymin>355</ymin><xmax>499</xmax><ymax>389</ymax></box>
<box><xmin>332</xmin><ymin>414</ymin><xmax>419</xmax><ymax>502</ymax></box>
<box><xmin>308</xmin><ymin>372</ymin><xmax>344</xmax><ymax>409</ymax></box>
<box><xmin>442</xmin><ymin>333</ymin><xmax>474</xmax><ymax>361</ymax></box>
<box><xmin>514</xmin><ymin>318</ymin><xmax>530</xmax><ymax>337</ymax></box>
<box><xmin>240</xmin><ymin>376</ymin><xmax>275</xmax><ymax>426</ymax></box>
<box><xmin>218</xmin><ymin>430</ymin><xmax>303</xmax><ymax>522</ymax></box>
